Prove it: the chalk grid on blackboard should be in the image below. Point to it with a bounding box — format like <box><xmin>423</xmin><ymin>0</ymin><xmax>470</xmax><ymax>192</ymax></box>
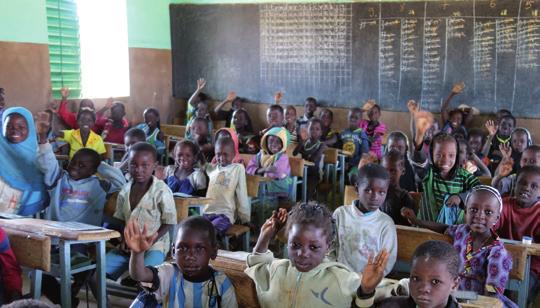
<box><xmin>260</xmin><ymin>3</ymin><xmax>352</xmax><ymax>98</ymax></box>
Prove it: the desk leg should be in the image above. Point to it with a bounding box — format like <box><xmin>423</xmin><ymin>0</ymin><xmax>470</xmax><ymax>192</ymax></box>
<box><xmin>302</xmin><ymin>166</ymin><xmax>308</xmax><ymax>202</ymax></box>
<box><xmin>339</xmin><ymin>155</ymin><xmax>345</xmax><ymax>195</ymax></box>
<box><xmin>518</xmin><ymin>257</ymin><xmax>531</xmax><ymax>308</ymax></box>
<box><xmin>332</xmin><ymin>164</ymin><xmax>338</xmax><ymax>207</ymax></box>
<box><xmin>96</xmin><ymin>240</ymin><xmax>107</xmax><ymax>308</ymax></box>
<box><xmin>30</xmin><ymin>269</ymin><xmax>42</xmax><ymax>299</ymax></box>
<box><xmin>59</xmin><ymin>241</ymin><xmax>71</xmax><ymax>308</ymax></box>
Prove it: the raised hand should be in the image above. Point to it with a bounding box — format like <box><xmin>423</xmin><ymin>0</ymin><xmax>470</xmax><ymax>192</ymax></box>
<box><xmin>123</xmin><ymin>220</ymin><xmax>158</xmax><ymax>254</ymax></box>
<box><xmin>196</xmin><ymin>78</ymin><xmax>206</xmax><ymax>91</ymax></box>
<box><xmin>401</xmin><ymin>207</ymin><xmax>418</xmax><ymax>225</ymax></box>
<box><xmin>60</xmin><ymin>87</ymin><xmax>70</xmax><ymax>99</ymax></box>
<box><xmin>362</xmin><ymin>99</ymin><xmax>376</xmax><ymax>112</ymax></box>
<box><xmin>499</xmin><ymin>143</ymin><xmax>512</xmax><ymax>159</ymax></box>
<box><xmin>485</xmin><ymin>120</ymin><xmax>498</xmax><ymax>137</ymax></box>
<box><xmin>360</xmin><ymin>249</ymin><xmax>389</xmax><ymax>294</ymax></box>
<box><xmin>495</xmin><ymin>158</ymin><xmax>514</xmax><ymax>178</ymax></box>
<box><xmin>451</xmin><ymin>81</ymin><xmax>465</xmax><ymax>94</ymax></box>
<box><xmin>407</xmin><ymin>100</ymin><xmax>419</xmax><ymax>114</ymax></box>
<box><xmin>414</xmin><ymin>111</ymin><xmax>435</xmax><ymax>139</ymax></box>
<box><xmin>226</xmin><ymin>91</ymin><xmax>237</xmax><ymax>102</ymax></box>
<box><xmin>274</xmin><ymin>91</ymin><xmax>283</xmax><ymax>104</ymax></box>
<box><xmin>35</xmin><ymin>112</ymin><xmax>51</xmax><ymax>137</ymax></box>
<box><xmin>358</xmin><ymin>152</ymin><xmax>379</xmax><ymax>168</ymax></box>
<box><xmin>104</xmin><ymin>97</ymin><xmax>114</xmax><ymax>110</ymax></box>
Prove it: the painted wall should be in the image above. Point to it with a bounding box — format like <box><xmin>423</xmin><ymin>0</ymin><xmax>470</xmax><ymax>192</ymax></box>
<box><xmin>0</xmin><ymin>0</ymin><xmax>48</xmax><ymax>44</ymax></box>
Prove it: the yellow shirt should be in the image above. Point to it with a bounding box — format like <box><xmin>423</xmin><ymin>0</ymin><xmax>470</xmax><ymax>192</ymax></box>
<box><xmin>61</xmin><ymin>129</ymin><xmax>107</xmax><ymax>159</ymax></box>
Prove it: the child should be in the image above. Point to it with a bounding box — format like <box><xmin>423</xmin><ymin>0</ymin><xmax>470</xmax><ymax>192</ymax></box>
<box><xmin>496</xmin><ymin>166</ymin><xmax>540</xmax><ymax>304</ymax></box>
<box><xmin>56</xmin><ymin>87</ymin><xmax>99</xmax><ymax>130</ymax></box>
<box><xmin>508</xmin><ymin>127</ymin><xmax>532</xmax><ymax>174</ymax></box>
<box><xmin>231</xmin><ymin>109</ymin><xmax>257</xmax><ymax>154</ymax></box>
<box><xmin>186</xmin><ymin>78</ymin><xmax>210</xmax><ymax>123</ymax></box>
<box><xmin>104</xmin><ymin>142</ymin><xmax>177</xmax><ymax>282</ymax></box>
<box><xmin>0</xmin><ymin>227</ymin><xmax>22</xmax><ymax>305</ymax></box>
<box><xmin>296</xmin><ymin>97</ymin><xmax>318</xmax><ymax>140</ymax></box>
<box><xmin>0</xmin><ymin>107</ymin><xmax>46</xmax><ymax>216</ymax></box>
<box><xmin>468</xmin><ymin>128</ymin><xmax>486</xmax><ymax>158</ymax></box>
<box><xmin>260</xmin><ymin>104</ymin><xmax>284</xmax><ymax>136</ymax></box>
<box><xmin>482</xmin><ymin>115</ymin><xmax>516</xmax><ymax>171</ymax></box>
<box><xmin>186</xmin><ymin>117</ymin><xmax>213</xmax><ymax>162</ymax></box>
<box><xmin>59</xmin><ymin>109</ymin><xmax>107</xmax><ymax>159</ymax></box>
<box><xmin>118</xmin><ymin>127</ymin><xmax>147</xmax><ymax>175</ymax></box>
<box><xmin>341</xmin><ymin>108</ymin><xmax>369</xmax><ymax>172</ymax></box>
<box><xmin>204</xmin><ymin>137</ymin><xmax>250</xmax><ymax>235</ymax></box>
<box><xmin>187</xmin><ymin>102</ymin><xmax>213</xmax><ymax>138</ymax></box>
<box><xmin>386</xmin><ymin>131</ymin><xmax>418</xmax><ymax>192</ymax></box>
<box><xmin>293</xmin><ymin>118</ymin><xmax>327</xmax><ymax>199</ymax></box>
<box><xmin>245</xmin><ymin>204</ymin><xmax>390</xmax><ymax>308</ymax></box>
<box><xmin>212</xmin><ymin>128</ymin><xmax>244</xmax><ymax>164</ymax></box>
<box><xmin>457</xmin><ymin>138</ymin><xmax>491</xmax><ymax>177</ymax></box>
<box><xmin>135</xmin><ymin>108</ymin><xmax>165</xmax><ymax>156</ymax></box>
<box><xmin>440</xmin><ymin>82</ymin><xmax>470</xmax><ymax>136</ymax></box>
<box><xmin>376</xmin><ymin>240</ymin><xmax>461</xmax><ymax>308</ymax></box>
<box><xmin>330</xmin><ymin>164</ymin><xmax>397</xmax><ymax>276</ymax></box>
<box><xmin>98</xmin><ymin>101</ymin><xmax>130</xmax><ymax>144</ymax></box>
<box><xmin>359</xmin><ymin>100</ymin><xmax>386</xmax><ymax>160</ymax></box>
<box><xmin>411</xmin><ymin>130</ymin><xmax>479</xmax><ymax>223</ymax></box>
<box><xmin>402</xmin><ymin>186</ymin><xmax>517</xmax><ymax>307</ymax></box>
<box><xmin>320</xmin><ymin>108</ymin><xmax>339</xmax><ymax>148</ymax></box>
<box><xmin>125</xmin><ymin>216</ymin><xmax>238</xmax><ymax>307</ymax></box>
<box><xmin>493</xmin><ymin>144</ymin><xmax>540</xmax><ymax>196</ymax></box>
<box><xmin>214</xmin><ymin>91</ymin><xmax>245</xmax><ymax>127</ymax></box>
<box><xmin>246</xmin><ymin>127</ymin><xmax>291</xmax><ymax>199</ymax></box>
<box><xmin>407</xmin><ymin>100</ymin><xmax>439</xmax><ymax>160</ymax></box>
<box><xmin>380</xmin><ymin>150</ymin><xmax>417</xmax><ymax>226</ymax></box>
<box><xmin>161</xmin><ymin>140</ymin><xmax>207</xmax><ymax>196</ymax></box>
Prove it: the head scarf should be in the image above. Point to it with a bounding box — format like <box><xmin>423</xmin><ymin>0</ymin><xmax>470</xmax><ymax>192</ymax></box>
<box><xmin>260</xmin><ymin>127</ymin><xmax>290</xmax><ymax>168</ymax></box>
<box><xmin>0</xmin><ymin>107</ymin><xmax>46</xmax><ymax>215</ymax></box>
<box><xmin>212</xmin><ymin>127</ymin><xmax>243</xmax><ymax>164</ymax></box>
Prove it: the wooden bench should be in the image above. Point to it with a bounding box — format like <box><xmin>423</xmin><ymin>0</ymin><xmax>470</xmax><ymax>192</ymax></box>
<box><xmin>4</xmin><ymin>227</ymin><xmax>51</xmax><ymax>272</ymax></box>
<box><xmin>344</xmin><ymin>185</ymin><xmax>356</xmax><ymax>205</ymax></box>
<box><xmin>289</xmin><ymin>156</ymin><xmax>308</xmax><ymax>203</ymax></box>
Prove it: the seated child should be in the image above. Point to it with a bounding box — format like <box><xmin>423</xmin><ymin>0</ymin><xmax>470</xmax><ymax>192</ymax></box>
<box><xmin>246</xmin><ymin>204</ymin><xmax>391</xmax><ymax>307</ymax></box>
<box><xmin>508</xmin><ymin>127</ymin><xmax>532</xmax><ymax>174</ymax></box>
<box><xmin>341</xmin><ymin>108</ymin><xmax>370</xmax><ymax>178</ymax></box>
<box><xmin>246</xmin><ymin>127</ymin><xmax>291</xmax><ymax>199</ymax></box>
<box><xmin>293</xmin><ymin>118</ymin><xmax>327</xmax><ymax>199</ymax></box>
<box><xmin>214</xmin><ymin>91</ymin><xmax>245</xmax><ymax>127</ymax></box>
<box><xmin>204</xmin><ymin>137</ymin><xmax>250</xmax><ymax>235</ymax></box>
<box><xmin>468</xmin><ymin>128</ymin><xmax>486</xmax><ymax>158</ymax></box>
<box><xmin>59</xmin><ymin>109</ymin><xmax>107</xmax><ymax>159</ymax></box>
<box><xmin>296</xmin><ymin>97</ymin><xmax>318</xmax><ymax>140</ymax></box>
<box><xmin>386</xmin><ymin>131</ymin><xmax>418</xmax><ymax>192</ymax></box>
<box><xmin>232</xmin><ymin>109</ymin><xmax>257</xmax><ymax>154</ymax></box>
<box><xmin>457</xmin><ymin>138</ymin><xmax>491</xmax><ymax>177</ymax></box>
<box><xmin>260</xmin><ymin>104</ymin><xmax>284</xmax><ymax>137</ymax></box>
<box><xmin>284</xmin><ymin>105</ymin><xmax>299</xmax><ymax>143</ymax></box>
<box><xmin>135</xmin><ymin>108</ymin><xmax>165</xmax><ymax>156</ymax></box>
<box><xmin>496</xmin><ymin>166</ymin><xmax>540</xmax><ymax>304</ymax></box>
<box><xmin>482</xmin><ymin>115</ymin><xmax>515</xmax><ymax>172</ymax></box>
<box><xmin>125</xmin><ymin>217</ymin><xmax>238</xmax><ymax>307</ymax></box>
<box><xmin>104</xmin><ymin>142</ymin><xmax>177</xmax><ymax>282</ymax></box>
<box><xmin>186</xmin><ymin>117</ymin><xmax>213</xmax><ymax>162</ymax></box>
<box><xmin>161</xmin><ymin>140</ymin><xmax>207</xmax><ymax>196</ymax></box>
<box><xmin>402</xmin><ymin>186</ymin><xmax>517</xmax><ymax>307</ymax></box>
<box><xmin>380</xmin><ymin>150</ymin><xmax>417</xmax><ymax>226</ymax></box>
<box><xmin>493</xmin><ymin>144</ymin><xmax>540</xmax><ymax>196</ymax></box>
<box><xmin>440</xmin><ymin>82</ymin><xmax>470</xmax><ymax>136</ymax></box>
<box><xmin>187</xmin><ymin>101</ymin><xmax>213</xmax><ymax>138</ymax></box>
<box><xmin>56</xmin><ymin>87</ymin><xmax>99</xmax><ymax>130</ymax></box>
<box><xmin>359</xmin><ymin>100</ymin><xmax>386</xmax><ymax>160</ymax></box>
<box><xmin>118</xmin><ymin>127</ymin><xmax>147</xmax><ymax>175</ymax></box>
<box><xmin>96</xmin><ymin>101</ymin><xmax>130</xmax><ymax>144</ymax></box>
<box><xmin>186</xmin><ymin>78</ymin><xmax>209</xmax><ymax>123</ymax></box>
<box><xmin>212</xmin><ymin>127</ymin><xmax>244</xmax><ymax>164</ymax></box>
<box><xmin>330</xmin><ymin>164</ymin><xmax>397</xmax><ymax>276</ymax></box>
<box><xmin>0</xmin><ymin>227</ymin><xmax>22</xmax><ymax>305</ymax></box>
<box><xmin>376</xmin><ymin>240</ymin><xmax>461</xmax><ymax>308</ymax></box>
<box><xmin>320</xmin><ymin>108</ymin><xmax>339</xmax><ymax>148</ymax></box>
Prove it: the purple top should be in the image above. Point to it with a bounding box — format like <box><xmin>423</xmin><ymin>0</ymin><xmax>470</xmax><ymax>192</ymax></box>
<box><xmin>358</xmin><ymin>119</ymin><xmax>386</xmax><ymax>159</ymax></box>
<box><xmin>246</xmin><ymin>153</ymin><xmax>290</xmax><ymax>180</ymax></box>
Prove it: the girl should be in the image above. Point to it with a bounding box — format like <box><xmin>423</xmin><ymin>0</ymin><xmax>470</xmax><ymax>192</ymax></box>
<box><xmin>0</xmin><ymin>107</ymin><xmax>46</xmax><ymax>216</ymax></box>
<box><xmin>246</xmin><ymin>127</ymin><xmax>291</xmax><ymax>199</ymax></box>
<box><xmin>457</xmin><ymin>138</ymin><xmax>491</xmax><ymax>177</ymax></box>
<box><xmin>211</xmin><ymin>127</ymin><xmax>244</xmax><ymax>164</ymax></box>
<box><xmin>359</xmin><ymin>101</ymin><xmax>386</xmax><ymax>159</ymax></box>
<box><xmin>186</xmin><ymin>117</ymin><xmax>213</xmax><ymax>162</ymax></box>
<box><xmin>231</xmin><ymin>109</ymin><xmax>257</xmax><ymax>154</ymax></box>
<box><xmin>402</xmin><ymin>186</ymin><xmax>517</xmax><ymax>308</ymax></box>
<box><xmin>59</xmin><ymin>109</ymin><xmax>107</xmax><ymax>159</ymax></box>
<box><xmin>159</xmin><ymin>140</ymin><xmax>207</xmax><ymax>197</ymax></box>
<box><xmin>135</xmin><ymin>108</ymin><xmax>165</xmax><ymax>156</ymax></box>
<box><xmin>320</xmin><ymin>108</ymin><xmax>339</xmax><ymax>148</ymax></box>
<box><xmin>386</xmin><ymin>131</ymin><xmax>418</xmax><ymax>192</ymax></box>
<box><xmin>245</xmin><ymin>204</ymin><xmax>390</xmax><ymax>308</ymax></box>
<box><xmin>186</xmin><ymin>102</ymin><xmax>213</xmax><ymax>139</ymax></box>
<box><xmin>440</xmin><ymin>82</ymin><xmax>471</xmax><ymax>137</ymax></box>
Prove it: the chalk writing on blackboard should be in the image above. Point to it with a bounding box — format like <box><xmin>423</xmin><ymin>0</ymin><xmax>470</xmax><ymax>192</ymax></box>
<box><xmin>421</xmin><ymin>18</ymin><xmax>444</xmax><ymax>109</ymax></box>
<box><xmin>496</xmin><ymin>18</ymin><xmax>517</xmax><ymax>54</ymax></box>
<box><xmin>517</xmin><ymin>18</ymin><xmax>540</xmax><ymax>69</ymax></box>
<box><xmin>401</xmin><ymin>18</ymin><xmax>420</xmax><ymax>72</ymax></box>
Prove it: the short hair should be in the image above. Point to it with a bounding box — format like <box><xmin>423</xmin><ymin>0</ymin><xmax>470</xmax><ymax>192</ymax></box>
<box><xmin>143</xmin><ymin>107</ymin><xmax>160</xmax><ymax>118</ymax></box>
<box><xmin>448</xmin><ymin>109</ymin><xmax>464</xmax><ymax>119</ymax></box>
<box><xmin>174</xmin><ymin>139</ymin><xmax>200</xmax><ymax>158</ymax></box>
<box><xmin>468</xmin><ymin>128</ymin><xmax>485</xmax><ymax>141</ymax></box>
<box><xmin>383</xmin><ymin>149</ymin><xmax>404</xmax><ymax>165</ymax></box>
<box><xmin>497</xmin><ymin>109</ymin><xmax>512</xmax><ymax>117</ymax></box>
<box><xmin>125</xmin><ymin>127</ymin><xmax>146</xmax><ymax>141</ymax></box>
<box><xmin>287</xmin><ymin>202</ymin><xmax>335</xmax><ymax>244</ymax></box>
<box><xmin>305</xmin><ymin>97</ymin><xmax>317</xmax><ymax>105</ymax></box>
<box><xmin>192</xmin><ymin>116</ymin><xmax>209</xmax><ymax>127</ymax></box>
<box><xmin>198</xmin><ymin>92</ymin><xmax>210</xmax><ymax>103</ymax></box>
<box><xmin>387</xmin><ymin>131</ymin><xmax>410</xmax><ymax>151</ymax></box>
<box><xmin>320</xmin><ymin>108</ymin><xmax>333</xmax><ymax>119</ymax></box>
<box><xmin>232</xmin><ymin>108</ymin><xmax>254</xmax><ymax>132</ymax></box>
<box><xmin>285</xmin><ymin>105</ymin><xmax>297</xmax><ymax>113</ymax></box>
<box><xmin>177</xmin><ymin>216</ymin><xmax>217</xmax><ymax>248</ymax></box>
<box><xmin>349</xmin><ymin>107</ymin><xmax>363</xmax><ymax>115</ymax></box>
<box><xmin>215</xmin><ymin>136</ymin><xmax>234</xmax><ymax>152</ymax></box>
<box><xmin>3</xmin><ymin>299</ymin><xmax>53</xmax><ymax>308</ymax></box>
<box><xmin>430</xmin><ymin>133</ymin><xmax>460</xmax><ymax>175</ymax></box>
<box><xmin>111</xmin><ymin>102</ymin><xmax>125</xmax><ymax>112</ymax></box>
<box><xmin>412</xmin><ymin>240</ymin><xmax>460</xmax><ymax>278</ymax></box>
<box><xmin>72</xmin><ymin>148</ymin><xmax>101</xmax><ymax>171</ymax></box>
<box><xmin>79</xmin><ymin>99</ymin><xmax>94</xmax><ymax>108</ymax></box>
<box><xmin>524</xmin><ymin>144</ymin><xmax>540</xmax><ymax>155</ymax></box>
<box><xmin>129</xmin><ymin>142</ymin><xmax>157</xmax><ymax>161</ymax></box>
<box><xmin>76</xmin><ymin>109</ymin><xmax>96</xmax><ymax>122</ymax></box>
<box><xmin>356</xmin><ymin>163</ymin><xmax>390</xmax><ymax>187</ymax></box>
<box><xmin>501</xmin><ymin>114</ymin><xmax>516</xmax><ymax>126</ymax></box>
<box><xmin>308</xmin><ymin>117</ymin><xmax>322</xmax><ymax>127</ymax></box>
<box><xmin>268</xmin><ymin>104</ymin><xmax>284</xmax><ymax>115</ymax></box>
<box><xmin>517</xmin><ymin>165</ymin><xmax>540</xmax><ymax>180</ymax></box>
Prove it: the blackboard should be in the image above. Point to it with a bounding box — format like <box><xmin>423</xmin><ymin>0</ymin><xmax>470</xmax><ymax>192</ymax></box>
<box><xmin>171</xmin><ymin>1</ymin><xmax>540</xmax><ymax>118</ymax></box>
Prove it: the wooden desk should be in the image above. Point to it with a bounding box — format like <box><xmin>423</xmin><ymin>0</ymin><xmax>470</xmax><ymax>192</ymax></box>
<box><xmin>461</xmin><ymin>295</ymin><xmax>503</xmax><ymax>308</ymax></box>
<box><xmin>174</xmin><ymin>197</ymin><xmax>213</xmax><ymax>222</ymax></box>
<box><xmin>0</xmin><ymin>218</ymin><xmax>119</xmax><ymax>308</ymax></box>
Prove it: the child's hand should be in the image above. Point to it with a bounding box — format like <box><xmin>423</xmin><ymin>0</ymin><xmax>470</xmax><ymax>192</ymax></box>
<box><xmin>451</xmin><ymin>81</ymin><xmax>465</xmax><ymax>94</ymax></box>
<box><xmin>196</xmin><ymin>78</ymin><xmax>206</xmax><ymax>91</ymax></box>
<box><xmin>274</xmin><ymin>91</ymin><xmax>283</xmax><ymax>104</ymax></box>
<box><xmin>360</xmin><ymin>249</ymin><xmax>389</xmax><ymax>294</ymax></box>
<box><xmin>154</xmin><ymin>166</ymin><xmax>166</xmax><ymax>180</ymax></box>
<box><xmin>485</xmin><ymin>120</ymin><xmax>498</xmax><ymax>137</ymax></box>
<box><xmin>362</xmin><ymin>99</ymin><xmax>376</xmax><ymax>112</ymax></box>
<box><xmin>123</xmin><ymin>220</ymin><xmax>158</xmax><ymax>254</ymax></box>
<box><xmin>414</xmin><ymin>111</ymin><xmax>434</xmax><ymax>138</ymax></box>
<box><xmin>495</xmin><ymin>158</ymin><xmax>514</xmax><ymax>178</ymax></box>
<box><xmin>499</xmin><ymin>143</ymin><xmax>512</xmax><ymax>159</ymax></box>
<box><xmin>445</xmin><ymin>195</ymin><xmax>461</xmax><ymax>208</ymax></box>
<box><xmin>407</xmin><ymin>100</ymin><xmax>419</xmax><ymax>114</ymax></box>
<box><xmin>104</xmin><ymin>97</ymin><xmax>114</xmax><ymax>110</ymax></box>
<box><xmin>358</xmin><ymin>152</ymin><xmax>378</xmax><ymax>168</ymax></box>
<box><xmin>60</xmin><ymin>87</ymin><xmax>70</xmax><ymax>99</ymax></box>
<box><xmin>35</xmin><ymin>112</ymin><xmax>51</xmax><ymax>137</ymax></box>
<box><xmin>401</xmin><ymin>207</ymin><xmax>418</xmax><ymax>225</ymax></box>
<box><xmin>226</xmin><ymin>91</ymin><xmax>237</xmax><ymax>102</ymax></box>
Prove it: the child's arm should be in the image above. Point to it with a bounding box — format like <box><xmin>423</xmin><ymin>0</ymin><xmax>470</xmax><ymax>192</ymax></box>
<box><xmin>125</xmin><ymin>220</ymin><xmax>158</xmax><ymax>283</ymax></box>
<box><xmin>96</xmin><ymin>162</ymin><xmax>127</xmax><ymax>193</ymax></box>
<box><xmin>470</xmin><ymin>152</ymin><xmax>492</xmax><ymax>177</ymax></box>
<box><xmin>187</xmin><ymin>78</ymin><xmax>206</xmax><ymax>109</ymax></box>
<box><xmin>407</xmin><ymin>100</ymin><xmax>419</xmax><ymax>148</ymax></box>
<box><xmin>214</xmin><ymin>91</ymin><xmax>236</xmax><ymax>116</ymax></box>
<box><xmin>253</xmin><ymin>209</ymin><xmax>287</xmax><ymax>253</ymax></box>
<box><xmin>56</xmin><ymin>87</ymin><xmax>78</xmax><ymax>129</ymax></box>
<box><xmin>481</xmin><ymin>120</ymin><xmax>498</xmax><ymax>158</ymax></box>
<box><xmin>245</xmin><ymin>154</ymin><xmax>261</xmax><ymax>175</ymax></box>
<box><xmin>95</xmin><ymin>97</ymin><xmax>113</xmax><ymax>119</ymax></box>
<box><xmin>235</xmin><ymin>166</ymin><xmax>251</xmax><ymax>224</ymax></box>
<box><xmin>35</xmin><ymin>112</ymin><xmax>62</xmax><ymax>188</ymax></box>
<box><xmin>355</xmin><ymin>250</ymin><xmax>389</xmax><ymax>308</ymax></box>
<box><xmin>440</xmin><ymin>82</ymin><xmax>464</xmax><ymax>126</ymax></box>
<box><xmin>401</xmin><ymin>207</ymin><xmax>449</xmax><ymax>233</ymax></box>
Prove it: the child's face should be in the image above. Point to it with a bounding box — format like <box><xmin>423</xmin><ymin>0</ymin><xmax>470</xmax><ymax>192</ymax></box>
<box><xmin>356</xmin><ymin>178</ymin><xmax>389</xmax><ymax>212</ymax></box>
<box><xmin>144</xmin><ymin>112</ymin><xmax>158</xmax><ymax>129</ymax></box>
<box><xmin>511</xmin><ymin>131</ymin><xmax>528</xmax><ymax>153</ymax></box>
<box><xmin>195</xmin><ymin>103</ymin><xmax>208</xmax><ymax>118</ymax></box>
<box><xmin>432</xmin><ymin>141</ymin><xmax>457</xmax><ymax>177</ymax></box>
<box><xmin>4</xmin><ymin>114</ymin><xmax>29</xmax><ymax>144</ymax></box>
<box><xmin>410</xmin><ymin>258</ymin><xmax>459</xmax><ymax>308</ymax></box>
<box><xmin>381</xmin><ymin>158</ymin><xmax>404</xmax><ymax>187</ymax></box>
<box><xmin>215</xmin><ymin>143</ymin><xmax>234</xmax><ymax>166</ymax></box>
<box><xmin>232</xmin><ymin>111</ymin><xmax>247</xmax><ymax>130</ymax></box>
<box><xmin>515</xmin><ymin>172</ymin><xmax>540</xmax><ymax>208</ymax></box>
<box><xmin>308</xmin><ymin>122</ymin><xmax>322</xmax><ymax>140</ymax></box>
<box><xmin>174</xmin><ymin>144</ymin><xmax>196</xmax><ymax>170</ymax></box>
<box><xmin>367</xmin><ymin>107</ymin><xmax>380</xmax><ymax>122</ymax></box>
<box><xmin>124</xmin><ymin>135</ymin><xmax>144</xmax><ymax>151</ymax></box>
<box><xmin>266</xmin><ymin>108</ymin><xmax>283</xmax><ymax>127</ymax></box>
<box><xmin>498</xmin><ymin>118</ymin><xmax>514</xmax><ymax>136</ymax></box>
<box><xmin>174</xmin><ymin>227</ymin><xmax>217</xmax><ymax>281</ymax></box>
<box><xmin>192</xmin><ymin>121</ymin><xmax>208</xmax><ymax>137</ymax></box>
<box><xmin>387</xmin><ymin>138</ymin><xmax>407</xmax><ymax>156</ymax></box>
<box><xmin>287</xmin><ymin>224</ymin><xmax>329</xmax><ymax>272</ymax></box>
<box><xmin>458</xmin><ymin>142</ymin><xmax>468</xmax><ymax>168</ymax></box>
<box><xmin>68</xmin><ymin>152</ymin><xmax>97</xmax><ymax>181</ymax></box>
<box><xmin>347</xmin><ymin>111</ymin><xmax>362</xmax><ymax>129</ymax></box>
<box><xmin>129</xmin><ymin>151</ymin><xmax>157</xmax><ymax>184</ymax></box>
<box><xmin>266</xmin><ymin>135</ymin><xmax>283</xmax><ymax>154</ymax></box>
<box><xmin>464</xmin><ymin>191</ymin><xmax>500</xmax><ymax>235</ymax></box>
<box><xmin>520</xmin><ymin>150</ymin><xmax>540</xmax><ymax>168</ymax></box>
<box><xmin>304</xmin><ymin>101</ymin><xmax>317</xmax><ymax>117</ymax></box>
<box><xmin>111</xmin><ymin>105</ymin><xmax>125</xmax><ymax>121</ymax></box>
<box><xmin>468</xmin><ymin>135</ymin><xmax>483</xmax><ymax>154</ymax></box>
<box><xmin>285</xmin><ymin>108</ymin><xmax>297</xmax><ymax>125</ymax></box>
<box><xmin>231</xmin><ymin>99</ymin><xmax>243</xmax><ymax>111</ymax></box>
<box><xmin>449</xmin><ymin>112</ymin><xmax>462</xmax><ymax>128</ymax></box>
<box><xmin>77</xmin><ymin>113</ymin><xmax>95</xmax><ymax>132</ymax></box>
<box><xmin>320</xmin><ymin>110</ymin><xmax>332</xmax><ymax>128</ymax></box>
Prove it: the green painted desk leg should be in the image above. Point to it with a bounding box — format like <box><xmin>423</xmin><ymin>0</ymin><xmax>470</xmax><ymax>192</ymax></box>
<box><xmin>59</xmin><ymin>241</ymin><xmax>71</xmax><ymax>308</ymax></box>
<box><xmin>96</xmin><ymin>240</ymin><xmax>107</xmax><ymax>308</ymax></box>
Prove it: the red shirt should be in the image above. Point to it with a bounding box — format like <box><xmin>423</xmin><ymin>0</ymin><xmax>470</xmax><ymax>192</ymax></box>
<box><xmin>0</xmin><ymin>227</ymin><xmax>22</xmax><ymax>299</ymax></box>
<box><xmin>95</xmin><ymin>117</ymin><xmax>130</xmax><ymax>144</ymax></box>
<box><xmin>496</xmin><ymin>197</ymin><xmax>540</xmax><ymax>276</ymax></box>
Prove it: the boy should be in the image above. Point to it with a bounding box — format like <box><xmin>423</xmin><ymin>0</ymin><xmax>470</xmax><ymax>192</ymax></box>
<box><xmin>296</xmin><ymin>97</ymin><xmax>317</xmax><ymax>140</ymax></box>
<box><xmin>482</xmin><ymin>115</ymin><xmax>516</xmax><ymax>171</ymax></box>
<box><xmin>260</xmin><ymin>104</ymin><xmax>284</xmax><ymax>136</ymax></box>
<box><xmin>204</xmin><ymin>137</ymin><xmax>250</xmax><ymax>234</ymax></box>
<box><xmin>329</xmin><ymin>163</ymin><xmax>397</xmax><ymax>276</ymax></box>
<box><xmin>380</xmin><ymin>150</ymin><xmax>417</xmax><ymax>226</ymax></box>
<box><xmin>105</xmin><ymin>142</ymin><xmax>177</xmax><ymax>282</ymax></box>
<box><xmin>125</xmin><ymin>216</ymin><xmax>238</xmax><ymax>307</ymax></box>
<box><xmin>98</xmin><ymin>101</ymin><xmax>130</xmax><ymax>144</ymax></box>
<box><xmin>493</xmin><ymin>144</ymin><xmax>540</xmax><ymax>196</ymax></box>
<box><xmin>117</xmin><ymin>127</ymin><xmax>147</xmax><ymax>175</ymax></box>
<box><xmin>340</xmin><ymin>108</ymin><xmax>370</xmax><ymax>178</ymax></box>
<box><xmin>214</xmin><ymin>91</ymin><xmax>244</xmax><ymax>127</ymax></box>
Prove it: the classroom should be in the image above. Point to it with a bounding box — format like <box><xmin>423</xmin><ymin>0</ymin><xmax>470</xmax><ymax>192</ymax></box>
<box><xmin>0</xmin><ymin>0</ymin><xmax>539</xmax><ymax>307</ymax></box>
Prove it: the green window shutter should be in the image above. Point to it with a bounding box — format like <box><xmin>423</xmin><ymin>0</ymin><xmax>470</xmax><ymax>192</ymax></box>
<box><xmin>46</xmin><ymin>0</ymin><xmax>81</xmax><ymax>99</ymax></box>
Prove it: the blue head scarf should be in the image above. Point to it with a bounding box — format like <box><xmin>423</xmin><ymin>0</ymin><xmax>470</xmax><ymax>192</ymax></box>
<box><xmin>0</xmin><ymin>107</ymin><xmax>46</xmax><ymax>215</ymax></box>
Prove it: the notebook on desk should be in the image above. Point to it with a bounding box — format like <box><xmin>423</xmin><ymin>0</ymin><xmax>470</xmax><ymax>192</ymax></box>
<box><xmin>41</xmin><ymin>221</ymin><xmax>104</xmax><ymax>231</ymax></box>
